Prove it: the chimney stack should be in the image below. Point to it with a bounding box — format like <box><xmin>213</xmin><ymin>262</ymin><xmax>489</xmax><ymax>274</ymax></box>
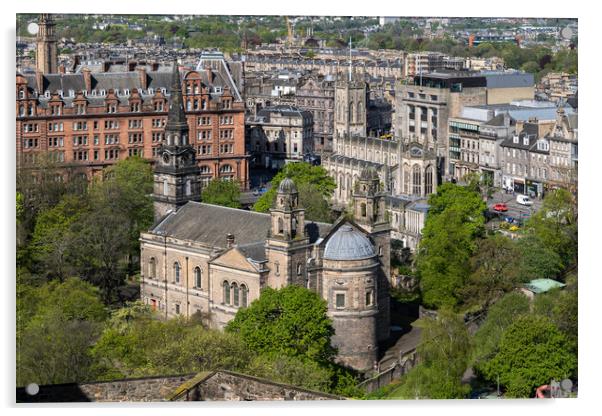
<box><xmin>82</xmin><ymin>68</ymin><xmax>92</xmax><ymax>93</ymax></box>
<box><xmin>137</xmin><ymin>67</ymin><xmax>147</xmax><ymax>89</ymax></box>
<box><xmin>226</xmin><ymin>233</ymin><xmax>235</xmax><ymax>249</ymax></box>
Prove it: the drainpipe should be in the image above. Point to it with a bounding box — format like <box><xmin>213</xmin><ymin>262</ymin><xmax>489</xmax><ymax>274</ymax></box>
<box><xmin>186</xmin><ymin>256</ymin><xmax>190</xmax><ymax>318</ymax></box>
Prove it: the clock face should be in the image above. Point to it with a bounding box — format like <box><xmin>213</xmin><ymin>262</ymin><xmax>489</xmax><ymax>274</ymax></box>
<box><xmin>163</xmin><ymin>153</ymin><xmax>170</xmax><ymax>164</ymax></box>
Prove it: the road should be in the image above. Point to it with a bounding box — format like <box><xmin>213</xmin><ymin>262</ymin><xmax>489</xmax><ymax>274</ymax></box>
<box><xmin>486</xmin><ymin>190</ymin><xmax>543</xmax><ymax>223</ymax></box>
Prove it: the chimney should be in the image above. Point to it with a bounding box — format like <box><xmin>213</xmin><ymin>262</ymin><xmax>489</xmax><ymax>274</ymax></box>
<box><xmin>137</xmin><ymin>67</ymin><xmax>147</xmax><ymax>89</ymax></box>
<box><xmin>226</xmin><ymin>233</ymin><xmax>235</xmax><ymax>249</ymax></box>
<box><xmin>82</xmin><ymin>68</ymin><xmax>91</xmax><ymax>93</ymax></box>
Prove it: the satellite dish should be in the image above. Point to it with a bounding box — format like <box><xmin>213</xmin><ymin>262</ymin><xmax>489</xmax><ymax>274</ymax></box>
<box><xmin>27</xmin><ymin>22</ymin><xmax>39</xmax><ymax>35</ymax></box>
<box><xmin>561</xmin><ymin>27</ymin><xmax>573</xmax><ymax>40</ymax></box>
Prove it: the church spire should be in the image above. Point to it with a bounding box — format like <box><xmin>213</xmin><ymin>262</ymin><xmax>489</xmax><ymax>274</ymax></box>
<box><xmin>166</xmin><ymin>61</ymin><xmax>188</xmax><ymax>134</ymax></box>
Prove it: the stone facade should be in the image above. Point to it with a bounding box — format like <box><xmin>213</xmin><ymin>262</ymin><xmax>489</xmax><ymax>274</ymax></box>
<box><xmin>246</xmin><ymin>105</ymin><xmax>314</xmax><ymax>169</ymax></box>
<box><xmin>16</xmin><ymin>55</ymin><xmax>249</xmax><ymax>189</ymax></box>
<box><xmin>143</xmin><ymin>170</ymin><xmax>391</xmax><ymax>372</ymax></box>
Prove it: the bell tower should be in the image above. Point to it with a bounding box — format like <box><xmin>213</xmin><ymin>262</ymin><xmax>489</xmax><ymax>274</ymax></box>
<box><xmin>265</xmin><ymin>178</ymin><xmax>310</xmax><ymax>289</ymax></box>
<box><xmin>36</xmin><ymin>14</ymin><xmax>58</xmax><ymax>74</ymax></box>
<box><xmin>153</xmin><ymin>62</ymin><xmax>201</xmax><ymax>222</ymax></box>
<box><xmin>352</xmin><ymin>167</ymin><xmax>391</xmax><ymax>342</ymax></box>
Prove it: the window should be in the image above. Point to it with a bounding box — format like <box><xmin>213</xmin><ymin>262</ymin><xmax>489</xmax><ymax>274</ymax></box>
<box><xmin>296</xmin><ymin>263</ymin><xmax>302</xmax><ymax>276</ymax></box>
<box><xmin>149</xmin><ymin>257</ymin><xmax>156</xmax><ymax>279</ymax></box>
<box><xmin>223</xmin><ymin>281</ymin><xmax>230</xmax><ymax>304</ymax></box>
<box><xmin>412</xmin><ymin>165</ymin><xmax>422</xmax><ymax>195</ymax></box>
<box><xmin>335</xmin><ymin>293</ymin><xmax>345</xmax><ymax>309</ymax></box>
<box><xmin>425</xmin><ymin>166</ymin><xmax>434</xmax><ymax>195</ymax></box>
<box><xmin>232</xmin><ymin>283</ymin><xmax>239</xmax><ymax>306</ymax></box>
<box><xmin>163</xmin><ymin>180</ymin><xmax>168</xmax><ymax>195</ymax></box>
<box><xmin>275</xmin><ymin>261</ymin><xmax>280</xmax><ymax>276</ymax></box>
<box><xmin>194</xmin><ymin>267</ymin><xmax>201</xmax><ymax>288</ymax></box>
<box><xmin>175</xmin><ymin>304</ymin><xmax>180</xmax><ymax>315</ymax></box>
<box><xmin>174</xmin><ymin>262</ymin><xmax>180</xmax><ymax>283</ymax></box>
<box><xmin>366</xmin><ymin>290</ymin><xmax>374</xmax><ymax>307</ymax></box>
<box><xmin>361</xmin><ymin>203</ymin><xmax>367</xmax><ymax>217</ymax></box>
<box><xmin>241</xmin><ymin>284</ymin><xmax>248</xmax><ymax>307</ymax></box>
<box><xmin>186</xmin><ymin>179</ymin><xmax>191</xmax><ymax>196</ymax></box>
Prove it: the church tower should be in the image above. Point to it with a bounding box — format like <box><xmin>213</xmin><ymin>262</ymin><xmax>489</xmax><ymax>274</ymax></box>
<box><xmin>334</xmin><ymin>74</ymin><xmax>367</xmax><ymax>151</ymax></box>
<box><xmin>36</xmin><ymin>14</ymin><xmax>58</xmax><ymax>74</ymax></box>
<box><xmin>265</xmin><ymin>178</ymin><xmax>311</xmax><ymax>289</ymax></box>
<box><xmin>352</xmin><ymin>167</ymin><xmax>391</xmax><ymax>342</ymax></box>
<box><xmin>153</xmin><ymin>62</ymin><xmax>201</xmax><ymax>222</ymax></box>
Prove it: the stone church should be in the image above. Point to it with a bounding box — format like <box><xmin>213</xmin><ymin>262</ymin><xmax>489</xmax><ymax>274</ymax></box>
<box><xmin>140</xmin><ymin>66</ymin><xmax>392</xmax><ymax>372</ymax></box>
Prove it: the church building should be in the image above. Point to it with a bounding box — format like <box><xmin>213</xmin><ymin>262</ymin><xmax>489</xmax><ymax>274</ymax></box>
<box><xmin>140</xmin><ymin>67</ymin><xmax>392</xmax><ymax>372</ymax></box>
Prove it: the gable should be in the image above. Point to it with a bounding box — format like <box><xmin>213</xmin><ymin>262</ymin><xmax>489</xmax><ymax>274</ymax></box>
<box><xmin>210</xmin><ymin>247</ymin><xmax>260</xmax><ymax>273</ymax></box>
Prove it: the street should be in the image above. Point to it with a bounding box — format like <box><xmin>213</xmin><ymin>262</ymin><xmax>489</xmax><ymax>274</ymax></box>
<box><xmin>486</xmin><ymin>190</ymin><xmax>543</xmax><ymax>223</ymax></box>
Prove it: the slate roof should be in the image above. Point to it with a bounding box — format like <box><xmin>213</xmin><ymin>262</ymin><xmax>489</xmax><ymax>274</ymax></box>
<box><xmin>151</xmin><ymin>202</ymin><xmax>331</xmax><ymax>248</ymax></box>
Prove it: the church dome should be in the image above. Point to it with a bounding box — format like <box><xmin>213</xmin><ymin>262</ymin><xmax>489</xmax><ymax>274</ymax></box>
<box><xmin>324</xmin><ymin>225</ymin><xmax>376</xmax><ymax>261</ymax></box>
<box><xmin>278</xmin><ymin>177</ymin><xmax>298</xmax><ymax>194</ymax></box>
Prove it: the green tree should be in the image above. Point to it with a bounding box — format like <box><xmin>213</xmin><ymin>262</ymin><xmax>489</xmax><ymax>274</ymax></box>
<box><xmin>201</xmin><ymin>178</ymin><xmax>241</xmax><ymax>208</ymax></box>
<box><xmin>416</xmin><ymin>183</ymin><xmax>487</xmax><ymax>309</ymax></box>
<box><xmin>515</xmin><ymin>234</ymin><xmax>564</xmax><ymax>281</ymax></box>
<box><xmin>226</xmin><ymin>286</ymin><xmax>336</xmax><ymax>364</ymax></box>
<box><xmin>521</xmin><ymin>60</ymin><xmax>541</xmax><ymax>74</ymax></box>
<box><xmin>91</xmin><ymin>157</ymin><xmax>154</xmax><ymax>274</ymax></box>
<box><xmin>16</xmin><ymin>278</ymin><xmax>107</xmax><ymax>386</ymax></box>
<box><xmin>480</xmin><ymin>315</ymin><xmax>576</xmax><ymax>397</ymax></box>
<box><xmin>458</xmin><ymin>235</ymin><xmax>524</xmax><ymax>310</ymax></box>
<box><xmin>525</xmin><ymin>188</ymin><xmax>577</xmax><ymax>269</ymax></box>
<box><xmin>472</xmin><ymin>292</ymin><xmax>530</xmax><ymax>371</ymax></box>
<box><xmin>297</xmin><ymin>182</ymin><xmax>334</xmax><ymax>223</ymax></box>
<box><xmin>253</xmin><ymin>162</ymin><xmax>336</xmax><ymax>214</ymax></box>
<box><xmin>29</xmin><ymin>194</ymin><xmax>87</xmax><ymax>282</ymax></box>
<box><xmin>391</xmin><ymin>309</ymin><xmax>470</xmax><ymax>399</ymax></box>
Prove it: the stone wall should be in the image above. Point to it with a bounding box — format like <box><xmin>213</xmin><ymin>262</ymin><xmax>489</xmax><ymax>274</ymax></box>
<box><xmin>184</xmin><ymin>371</ymin><xmax>342</xmax><ymax>401</ymax></box>
<box><xmin>16</xmin><ymin>374</ymin><xmax>196</xmax><ymax>403</ymax></box>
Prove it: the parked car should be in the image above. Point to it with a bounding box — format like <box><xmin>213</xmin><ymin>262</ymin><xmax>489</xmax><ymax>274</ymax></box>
<box><xmin>493</xmin><ymin>203</ymin><xmax>508</xmax><ymax>212</ymax></box>
<box><xmin>516</xmin><ymin>194</ymin><xmax>534</xmax><ymax>206</ymax></box>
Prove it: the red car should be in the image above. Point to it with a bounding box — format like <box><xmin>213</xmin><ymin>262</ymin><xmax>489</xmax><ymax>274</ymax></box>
<box><xmin>493</xmin><ymin>203</ymin><xmax>508</xmax><ymax>212</ymax></box>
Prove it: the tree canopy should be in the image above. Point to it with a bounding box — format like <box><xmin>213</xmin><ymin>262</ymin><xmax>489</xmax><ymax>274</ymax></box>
<box><xmin>253</xmin><ymin>162</ymin><xmax>336</xmax><ymax>218</ymax></box>
<box><xmin>201</xmin><ymin>178</ymin><xmax>241</xmax><ymax>208</ymax></box>
<box><xmin>480</xmin><ymin>315</ymin><xmax>576</xmax><ymax>398</ymax></box>
<box><xmin>226</xmin><ymin>286</ymin><xmax>336</xmax><ymax>364</ymax></box>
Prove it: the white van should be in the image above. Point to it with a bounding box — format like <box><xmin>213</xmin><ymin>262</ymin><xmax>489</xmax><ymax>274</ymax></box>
<box><xmin>516</xmin><ymin>194</ymin><xmax>534</xmax><ymax>206</ymax></box>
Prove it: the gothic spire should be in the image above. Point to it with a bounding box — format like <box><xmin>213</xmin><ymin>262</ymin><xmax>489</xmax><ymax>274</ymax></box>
<box><xmin>166</xmin><ymin>61</ymin><xmax>188</xmax><ymax>133</ymax></box>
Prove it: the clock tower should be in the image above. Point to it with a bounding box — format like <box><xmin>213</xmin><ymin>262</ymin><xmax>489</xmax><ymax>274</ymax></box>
<box><xmin>153</xmin><ymin>62</ymin><xmax>201</xmax><ymax>222</ymax></box>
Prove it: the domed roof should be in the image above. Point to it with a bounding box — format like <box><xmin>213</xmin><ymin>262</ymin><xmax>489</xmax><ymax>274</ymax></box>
<box><xmin>277</xmin><ymin>177</ymin><xmax>298</xmax><ymax>194</ymax></box>
<box><xmin>324</xmin><ymin>225</ymin><xmax>376</xmax><ymax>261</ymax></box>
<box><xmin>360</xmin><ymin>166</ymin><xmax>379</xmax><ymax>181</ymax></box>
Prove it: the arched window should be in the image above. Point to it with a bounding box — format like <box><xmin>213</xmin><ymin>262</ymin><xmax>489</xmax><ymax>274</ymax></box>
<box><xmin>349</xmin><ymin>102</ymin><xmax>355</xmax><ymax>122</ymax></box>
<box><xmin>223</xmin><ymin>281</ymin><xmax>230</xmax><ymax>304</ymax></box>
<box><xmin>149</xmin><ymin>257</ymin><xmax>156</xmax><ymax>279</ymax></box>
<box><xmin>163</xmin><ymin>179</ymin><xmax>168</xmax><ymax>195</ymax></box>
<box><xmin>403</xmin><ymin>165</ymin><xmax>410</xmax><ymax>194</ymax></box>
<box><xmin>357</xmin><ymin>101</ymin><xmax>363</xmax><ymax>121</ymax></box>
<box><xmin>412</xmin><ymin>165</ymin><xmax>422</xmax><ymax>196</ymax></box>
<box><xmin>174</xmin><ymin>262</ymin><xmax>180</xmax><ymax>283</ymax></box>
<box><xmin>278</xmin><ymin>217</ymin><xmax>284</xmax><ymax>234</ymax></box>
<box><xmin>241</xmin><ymin>284</ymin><xmax>248</xmax><ymax>307</ymax></box>
<box><xmin>194</xmin><ymin>267</ymin><xmax>201</xmax><ymax>288</ymax></box>
<box><xmin>296</xmin><ymin>263</ymin><xmax>302</xmax><ymax>276</ymax></box>
<box><xmin>361</xmin><ymin>203</ymin><xmax>367</xmax><ymax>217</ymax></box>
<box><xmin>219</xmin><ymin>165</ymin><xmax>233</xmax><ymax>174</ymax></box>
<box><xmin>425</xmin><ymin>166</ymin><xmax>434</xmax><ymax>195</ymax></box>
<box><xmin>232</xmin><ymin>283</ymin><xmax>239</xmax><ymax>306</ymax></box>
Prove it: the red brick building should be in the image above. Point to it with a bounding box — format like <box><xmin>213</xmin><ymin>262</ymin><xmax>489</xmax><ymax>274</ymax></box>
<box><xmin>16</xmin><ymin>64</ymin><xmax>249</xmax><ymax>189</ymax></box>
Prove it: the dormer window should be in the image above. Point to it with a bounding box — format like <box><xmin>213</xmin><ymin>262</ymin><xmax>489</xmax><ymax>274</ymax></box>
<box><xmin>44</xmin><ymin>91</ymin><xmax>51</xmax><ymax>98</ymax></box>
<box><xmin>124</xmin><ymin>89</ymin><xmax>130</xmax><ymax>96</ymax></box>
<box><xmin>513</xmin><ymin>135</ymin><xmax>519</xmax><ymax>144</ymax></box>
<box><xmin>100</xmin><ymin>89</ymin><xmax>106</xmax><ymax>96</ymax></box>
<box><xmin>69</xmin><ymin>89</ymin><xmax>75</xmax><ymax>97</ymax></box>
<box><xmin>18</xmin><ymin>90</ymin><xmax>25</xmax><ymax>99</ymax></box>
<box><xmin>148</xmin><ymin>88</ymin><xmax>154</xmax><ymax>95</ymax></box>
